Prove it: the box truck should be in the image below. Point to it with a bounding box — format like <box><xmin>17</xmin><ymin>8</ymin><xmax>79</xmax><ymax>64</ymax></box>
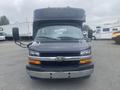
<box><xmin>0</xmin><ymin>22</ymin><xmax>32</xmax><ymax>39</ymax></box>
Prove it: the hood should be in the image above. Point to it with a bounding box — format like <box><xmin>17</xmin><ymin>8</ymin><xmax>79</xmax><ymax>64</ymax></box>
<box><xmin>29</xmin><ymin>40</ymin><xmax>90</xmax><ymax>52</ymax></box>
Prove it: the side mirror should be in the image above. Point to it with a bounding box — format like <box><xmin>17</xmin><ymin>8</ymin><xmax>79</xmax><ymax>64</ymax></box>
<box><xmin>88</xmin><ymin>30</ymin><xmax>93</xmax><ymax>39</ymax></box>
<box><xmin>82</xmin><ymin>31</ymin><xmax>87</xmax><ymax>38</ymax></box>
<box><xmin>12</xmin><ymin>27</ymin><xmax>20</xmax><ymax>41</ymax></box>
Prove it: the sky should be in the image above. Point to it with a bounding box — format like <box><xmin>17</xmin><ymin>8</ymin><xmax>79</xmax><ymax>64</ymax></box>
<box><xmin>0</xmin><ymin>0</ymin><xmax>120</xmax><ymax>27</ymax></box>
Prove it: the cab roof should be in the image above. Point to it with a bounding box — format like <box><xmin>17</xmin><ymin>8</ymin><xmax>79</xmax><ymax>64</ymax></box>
<box><xmin>34</xmin><ymin>7</ymin><xmax>86</xmax><ymax>22</ymax></box>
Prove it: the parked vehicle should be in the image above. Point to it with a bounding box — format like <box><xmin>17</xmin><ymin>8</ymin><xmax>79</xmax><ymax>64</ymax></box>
<box><xmin>0</xmin><ymin>22</ymin><xmax>32</xmax><ymax>39</ymax></box>
<box><xmin>112</xmin><ymin>31</ymin><xmax>120</xmax><ymax>44</ymax></box>
<box><xmin>0</xmin><ymin>27</ymin><xmax>5</xmax><ymax>41</ymax></box>
<box><xmin>12</xmin><ymin>7</ymin><xmax>94</xmax><ymax>79</ymax></box>
<box><xmin>93</xmin><ymin>25</ymin><xmax>120</xmax><ymax>40</ymax></box>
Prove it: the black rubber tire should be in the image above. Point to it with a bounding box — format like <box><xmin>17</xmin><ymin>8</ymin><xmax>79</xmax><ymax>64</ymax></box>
<box><xmin>115</xmin><ymin>40</ymin><xmax>120</xmax><ymax>44</ymax></box>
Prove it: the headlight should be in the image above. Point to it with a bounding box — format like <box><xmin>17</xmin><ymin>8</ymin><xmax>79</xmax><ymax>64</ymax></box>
<box><xmin>29</xmin><ymin>50</ymin><xmax>39</xmax><ymax>56</ymax></box>
<box><xmin>80</xmin><ymin>49</ymin><xmax>91</xmax><ymax>56</ymax></box>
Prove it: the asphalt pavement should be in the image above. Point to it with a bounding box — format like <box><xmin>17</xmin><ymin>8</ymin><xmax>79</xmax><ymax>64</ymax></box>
<box><xmin>0</xmin><ymin>40</ymin><xmax>120</xmax><ymax>90</ymax></box>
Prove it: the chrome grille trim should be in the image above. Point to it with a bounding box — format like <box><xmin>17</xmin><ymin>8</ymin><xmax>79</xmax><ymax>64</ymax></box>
<box><xmin>28</xmin><ymin>55</ymin><xmax>92</xmax><ymax>61</ymax></box>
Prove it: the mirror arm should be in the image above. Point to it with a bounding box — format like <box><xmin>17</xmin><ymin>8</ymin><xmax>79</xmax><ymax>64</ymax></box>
<box><xmin>14</xmin><ymin>41</ymin><xmax>27</xmax><ymax>48</ymax></box>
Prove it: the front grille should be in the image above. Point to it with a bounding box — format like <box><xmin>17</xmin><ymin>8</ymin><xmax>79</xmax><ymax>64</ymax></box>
<box><xmin>41</xmin><ymin>61</ymin><xmax>79</xmax><ymax>67</ymax></box>
<box><xmin>40</xmin><ymin>52</ymin><xmax>80</xmax><ymax>57</ymax></box>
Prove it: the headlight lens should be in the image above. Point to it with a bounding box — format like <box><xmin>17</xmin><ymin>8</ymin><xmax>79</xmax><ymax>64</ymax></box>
<box><xmin>80</xmin><ymin>49</ymin><xmax>91</xmax><ymax>55</ymax></box>
<box><xmin>29</xmin><ymin>50</ymin><xmax>39</xmax><ymax>56</ymax></box>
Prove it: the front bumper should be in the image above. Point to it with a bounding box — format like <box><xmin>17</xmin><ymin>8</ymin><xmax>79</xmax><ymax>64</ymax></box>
<box><xmin>26</xmin><ymin>63</ymin><xmax>94</xmax><ymax>79</ymax></box>
<box><xmin>27</xmin><ymin>69</ymin><xmax>93</xmax><ymax>79</ymax></box>
<box><xmin>27</xmin><ymin>55</ymin><xmax>94</xmax><ymax>79</ymax></box>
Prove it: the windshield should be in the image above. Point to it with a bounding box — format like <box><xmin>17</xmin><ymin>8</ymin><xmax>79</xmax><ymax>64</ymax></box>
<box><xmin>35</xmin><ymin>25</ymin><xmax>83</xmax><ymax>41</ymax></box>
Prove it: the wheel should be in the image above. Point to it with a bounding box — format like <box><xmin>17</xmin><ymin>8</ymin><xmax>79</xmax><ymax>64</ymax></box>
<box><xmin>115</xmin><ymin>41</ymin><xmax>120</xmax><ymax>44</ymax></box>
<box><xmin>115</xmin><ymin>39</ymin><xmax>120</xmax><ymax>44</ymax></box>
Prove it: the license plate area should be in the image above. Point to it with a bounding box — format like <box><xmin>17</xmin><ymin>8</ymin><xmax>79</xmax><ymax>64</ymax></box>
<box><xmin>50</xmin><ymin>72</ymin><xmax>70</xmax><ymax>79</ymax></box>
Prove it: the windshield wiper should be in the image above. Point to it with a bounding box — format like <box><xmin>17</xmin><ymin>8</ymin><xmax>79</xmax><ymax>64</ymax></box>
<box><xmin>58</xmin><ymin>36</ymin><xmax>80</xmax><ymax>40</ymax></box>
<box><xmin>36</xmin><ymin>36</ymin><xmax>58</xmax><ymax>40</ymax></box>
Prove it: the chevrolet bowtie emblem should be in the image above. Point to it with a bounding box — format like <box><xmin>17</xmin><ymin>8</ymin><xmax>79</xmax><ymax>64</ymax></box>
<box><xmin>55</xmin><ymin>56</ymin><xmax>65</xmax><ymax>61</ymax></box>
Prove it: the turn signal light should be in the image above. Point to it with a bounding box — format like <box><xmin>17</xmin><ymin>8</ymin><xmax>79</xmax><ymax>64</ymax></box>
<box><xmin>29</xmin><ymin>59</ymin><xmax>41</xmax><ymax>65</ymax></box>
<box><xmin>80</xmin><ymin>59</ymin><xmax>92</xmax><ymax>64</ymax></box>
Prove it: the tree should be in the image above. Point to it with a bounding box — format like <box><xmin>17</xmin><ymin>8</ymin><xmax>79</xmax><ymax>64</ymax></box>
<box><xmin>0</xmin><ymin>16</ymin><xmax>10</xmax><ymax>26</ymax></box>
